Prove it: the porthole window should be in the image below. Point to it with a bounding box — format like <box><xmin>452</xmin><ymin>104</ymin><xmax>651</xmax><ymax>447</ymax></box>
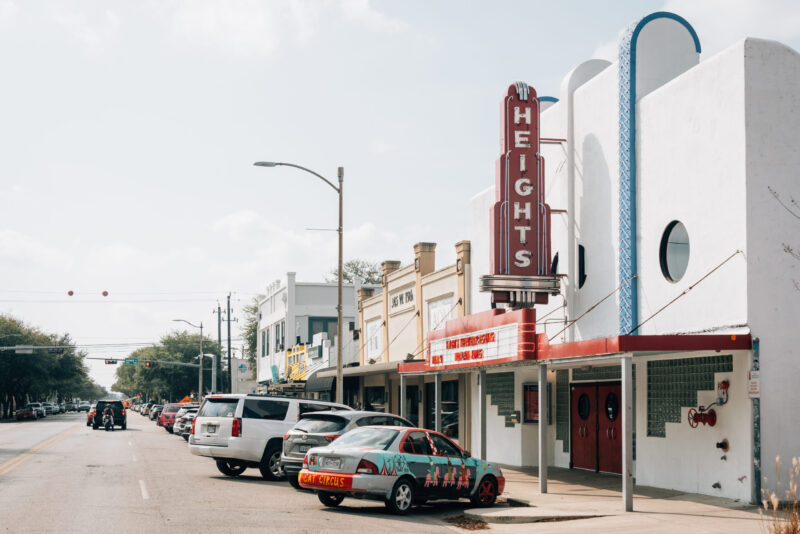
<box><xmin>659</xmin><ymin>221</ymin><xmax>689</xmax><ymax>282</ymax></box>
<box><xmin>605</xmin><ymin>392</ymin><xmax>619</xmax><ymax>422</ymax></box>
<box><xmin>577</xmin><ymin>393</ymin><xmax>590</xmax><ymax>420</ymax></box>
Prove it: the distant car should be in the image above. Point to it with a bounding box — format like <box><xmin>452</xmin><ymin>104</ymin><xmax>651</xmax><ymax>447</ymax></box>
<box><xmin>149</xmin><ymin>405</ymin><xmax>163</xmax><ymax>421</ymax></box>
<box><xmin>86</xmin><ymin>405</ymin><xmax>96</xmax><ymax>426</ymax></box>
<box><xmin>77</xmin><ymin>402</ymin><xmax>91</xmax><ymax>412</ymax></box>
<box><xmin>189</xmin><ymin>394</ymin><xmax>352</xmax><ymax>481</ymax></box>
<box><xmin>58</xmin><ymin>403</ymin><xmax>66</xmax><ymax>413</ymax></box>
<box><xmin>282</xmin><ymin>411</ymin><xmax>414</xmax><ymax>488</ymax></box>
<box><xmin>175</xmin><ymin>410</ymin><xmax>198</xmax><ymax>440</ymax></box>
<box><xmin>43</xmin><ymin>403</ymin><xmax>56</xmax><ymax>415</ymax></box>
<box><xmin>298</xmin><ymin>427</ymin><xmax>505</xmax><ymax>514</ymax></box>
<box><xmin>27</xmin><ymin>402</ymin><xmax>45</xmax><ymax>418</ymax></box>
<box><xmin>93</xmin><ymin>400</ymin><xmax>127</xmax><ymax>430</ymax></box>
<box><xmin>157</xmin><ymin>403</ymin><xmax>186</xmax><ymax>433</ymax></box>
<box><xmin>66</xmin><ymin>402</ymin><xmax>76</xmax><ymax>412</ymax></box>
<box><xmin>16</xmin><ymin>405</ymin><xmax>38</xmax><ymax>421</ymax></box>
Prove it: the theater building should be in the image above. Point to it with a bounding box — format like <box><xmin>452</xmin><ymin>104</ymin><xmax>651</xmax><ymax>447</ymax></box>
<box><xmin>399</xmin><ymin>11</ymin><xmax>800</xmax><ymax>507</ymax></box>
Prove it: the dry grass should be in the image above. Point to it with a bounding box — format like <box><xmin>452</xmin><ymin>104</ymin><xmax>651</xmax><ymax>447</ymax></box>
<box><xmin>445</xmin><ymin>515</ymin><xmax>490</xmax><ymax>530</ymax></box>
<box><xmin>762</xmin><ymin>456</ymin><xmax>800</xmax><ymax>534</ymax></box>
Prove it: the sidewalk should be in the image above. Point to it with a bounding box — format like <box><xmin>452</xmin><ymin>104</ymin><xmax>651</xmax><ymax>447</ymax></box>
<box><xmin>464</xmin><ymin>466</ymin><xmax>764</xmax><ymax>533</ymax></box>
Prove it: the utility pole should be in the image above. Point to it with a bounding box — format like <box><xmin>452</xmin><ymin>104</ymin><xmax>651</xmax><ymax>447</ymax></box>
<box><xmin>227</xmin><ymin>293</ymin><xmax>233</xmax><ymax>393</ymax></box>
<box><xmin>213</xmin><ymin>302</ymin><xmax>222</xmax><ymax>394</ymax></box>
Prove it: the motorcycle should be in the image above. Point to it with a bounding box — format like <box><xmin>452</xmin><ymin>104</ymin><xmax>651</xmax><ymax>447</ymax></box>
<box><xmin>103</xmin><ymin>413</ymin><xmax>115</xmax><ymax>432</ymax></box>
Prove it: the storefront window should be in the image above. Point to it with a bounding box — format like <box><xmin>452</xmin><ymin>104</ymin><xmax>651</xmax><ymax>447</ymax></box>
<box><xmin>523</xmin><ymin>384</ymin><xmax>539</xmax><ymax>423</ymax></box>
<box><xmin>364</xmin><ymin>386</ymin><xmax>386</xmax><ymax>412</ymax></box>
<box><xmin>425</xmin><ymin>380</ymin><xmax>459</xmax><ymax>439</ymax></box>
<box><xmin>401</xmin><ymin>385</ymin><xmax>419</xmax><ymax>426</ymax></box>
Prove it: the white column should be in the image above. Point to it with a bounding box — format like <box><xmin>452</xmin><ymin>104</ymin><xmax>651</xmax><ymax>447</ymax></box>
<box><xmin>434</xmin><ymin>373</ymin><xmax>442</xmax><ymax>433</ymax></box>
<box><xmin>538</xmin><ymin>363</ymin><xmax>548</xmax><ymax>493</ymax></box>
<box><xmin>479</xmin><ymin>370</ymin><xmax>487</xmax><ymax>460</ymax></box>
<box><xmin>622</xmin><ymin>354</ymin><xmax>634</xmax><ymax>512</ymax></box>
<box><xmin>400</xmin><ymin>374</ymin><xmax>407</xmax><ymax>419</ymax></box>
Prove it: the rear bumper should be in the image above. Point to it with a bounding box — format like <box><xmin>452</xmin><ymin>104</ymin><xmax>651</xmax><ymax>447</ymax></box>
<box><xmin>281</xmin><ymin>458</ymin><xmax>302</xmax><ymax>476</ymax></box>
<box><xmin>297</xmin><ymin>469</ymin><xmax>390</xmax><ymax>498</ymax></box>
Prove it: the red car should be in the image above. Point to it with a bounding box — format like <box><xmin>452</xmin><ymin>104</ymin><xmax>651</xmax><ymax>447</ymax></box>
<box><xmin>16</xmin><ymin>405</ymin><xmax>37</xmax><ymax>421</ymax></box>
<box><xmin>157</xmin><ymin>403</ymin><xmax>185</xmax><ymax>433</ymax></box>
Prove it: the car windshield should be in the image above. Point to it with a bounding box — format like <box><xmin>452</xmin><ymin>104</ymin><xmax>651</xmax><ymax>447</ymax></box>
<box><xmin>197</xmin><ymin>398</ymin><xmax>237</xmax><ymax>418</ymax></box>
<box><xmin>331</xmin><ymin>428</ymin><xmax>398</xmax><ymax>450</ymax></box>
<box><xmin>164</xmin><ymin>405</ymin><xmax>180</xmax><ymax>413</ymax></box>
<box><xmin>294</xmin><ymin>415</ymin><xmax>348</xmax><ymax>434</ymax></box>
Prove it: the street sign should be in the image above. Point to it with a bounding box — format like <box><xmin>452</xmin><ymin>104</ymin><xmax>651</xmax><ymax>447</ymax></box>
<box><xmin>125</xmin><ymin>358</ymin><xmax>139</xmax><ymax>366</ymax></box>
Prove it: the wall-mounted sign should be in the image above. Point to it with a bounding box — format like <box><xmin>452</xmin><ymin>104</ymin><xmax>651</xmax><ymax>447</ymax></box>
<box><xmin>365</xmin><ymin>318</ymin><xmax>383</xmax><ymax>360</ymax></box>
<box><xmin>490</xmin><ymin>82</ymin><xmax>553</xmax><ymax>278</ymax></box>
<box><xmin>747</xmin><ymin>370</ymin><xmax>760</xmax><ymax>398</ymax></box>
<box><xmin>390</xmin><ymin>286</ymin><xmax>415</xmax><ymax>313</ymax></box>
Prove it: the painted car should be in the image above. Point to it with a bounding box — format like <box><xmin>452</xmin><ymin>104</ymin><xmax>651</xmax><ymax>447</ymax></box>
<box><xmin>297</xmin><ymin>426</ymin><xmax>505</xmax><ymax>514</ymax></box>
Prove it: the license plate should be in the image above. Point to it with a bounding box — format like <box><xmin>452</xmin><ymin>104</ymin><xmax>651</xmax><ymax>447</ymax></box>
<box><xmin>206</xmin><ymin>424</ymin><xmax>217</xmax><ymax>433</ymax></box>
<box><xmin>298</xmin><ymin>445</ymin><xmax>311</xmax><ymax>453</ymax></box>
<box><xmin>321</xmin><ymin>457</ymin><xmax>341</xmax><ymax>469</ymax></box>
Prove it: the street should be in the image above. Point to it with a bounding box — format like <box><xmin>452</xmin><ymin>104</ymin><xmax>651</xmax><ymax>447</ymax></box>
<box><xmin>0</xmin><ymin>414</ymin><xmax>468</xmax><ymax>533</ymax></box>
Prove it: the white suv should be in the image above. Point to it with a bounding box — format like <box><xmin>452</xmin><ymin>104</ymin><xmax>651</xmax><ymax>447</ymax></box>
<box><xmin>188</xmin><ymin>394</ymin><xmax>351</xmax><ymax>480</ymax></box>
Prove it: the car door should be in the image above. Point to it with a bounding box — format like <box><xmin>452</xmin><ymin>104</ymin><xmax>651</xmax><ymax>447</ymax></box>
<box><xmin>428</xmin><ymin>432</ymin><xmax>465</xmax><ymax>499</ymax></box>
<box><xmin>399</xmin><ymin>431</ymin><xmax>436</xmax><ymax>498</ymax></box>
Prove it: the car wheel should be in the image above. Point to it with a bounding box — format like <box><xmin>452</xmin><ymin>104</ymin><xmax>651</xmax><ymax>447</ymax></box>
<box><xmin>385</xmin><ymin>478</ymin><xmax>414</xmax><ymax>515</ymax></box>
<box><xmin>215</xmin><ymin>460</ymin><xmax>247</xmax><ymax>477</ymax></box>
<box><xmin>258</xmin><ymin>445</ymin><xmax>285</xmax><ymax>481</ymax></box>
<box><xmin>470</xmin><ymin>476</ymin><xmax>498</xmax><ymax>507</ymax></box>
<box><xmin>318</xmin><ymin>492</ymin><xmax>345</xmax><ymax>507</ymax></box>
<box><xmin>288</xmin><ymin>474</ymin><xmax>301</xmax><ymax>489</ymax></box>
<box><xmin>182</xmin><ymin>434</ymin><xmax>189</xmax><ymax>442</ymax></box>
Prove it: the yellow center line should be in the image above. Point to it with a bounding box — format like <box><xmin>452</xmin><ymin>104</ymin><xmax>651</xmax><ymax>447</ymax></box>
<box><xmin>0</xmin><ymin>424</ymin><xmax>82</xmax><ymax>476</ymax></box>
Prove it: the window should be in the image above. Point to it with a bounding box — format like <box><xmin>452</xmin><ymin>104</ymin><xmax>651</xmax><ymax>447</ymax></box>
<box><xmin>430</xmin><ymin>433</ymin><xmax>461</xmax><ymax>457</ymax></box>
<box><xmin>242</xmin><ymin>399</ymin><xmax>289</xmax><ymax>420</ymax></box>
<box><xmin>428</xmin><ymin>296</ymin><xmax>454</xmax><ymax>331</ymax></box>
<box><xmin>365</xmin><ymin>318</ymin><xmax>383</xmax><ymax>360</ymax></box>
<box><xmin>198</xmin><ymin>398</ymin><xmax>238</xmax><ymax>418</ymax></box>
<box><xmin>274</xmin><ymin>321</ymin><xmax>285</xmax><ymax>353</ymax></box>
<box><xmin>294</xmin><ymin>415</ymin><xmax>347</xmax><ymax>433</ymax></box>
<box><xmin>578</xmin><ymin>244</ymin><xmax>587</xmax><ymax>288</ymax></box>
<box><xmin>659</xmin><ymin>220</ymin><xmax>690</xmax><ymax>282</ymax></box>
<box><xmin>551</xmin><ymin>252</ymin><xmax>559</xmax><ymax>275</ymax></box>
<box><xmin>523</xmin><ymin>384</ymin><xmax>539</xmax><ymax>423</ymax></box>
<box><xmin>332</xmin><ymin>427</ymin><xmax>398</xmax><ymax>449</ymax></box>
<box><xmin>425</xmin><ymin>380</ymin><xmax>458</xmax><ymax>438</ymax></box>
<box><xmin>405</xmin><ymin>431</ymin><xmax>433</xmax><ymax>455</ymax></box>
<box><xmin>265</xmin><ymin>330</ymin><xmax>270</xmax><ymax>356</ymax></box>
<box><xmin>299</xmin><ymin>402</ymin><xmax>335</xmax><ymax>416</ymax></box>
<box><xmin>365</xmin><ymin>387</ymin><xmax>386</xmax><ymax>412</ymax></box>
<box><xmin>309</xmin><ymin>317</ymin><xmax>337</xmax><ymax>344</ymax></box>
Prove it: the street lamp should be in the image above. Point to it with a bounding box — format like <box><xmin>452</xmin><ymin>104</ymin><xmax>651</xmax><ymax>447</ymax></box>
<box><xmin>173</xmin><ymin>319</ymin><xmax>212</xmax><ymax>399</ymax></box>
<box><xmin>254</xmin><ymin>161</ymin><xmax>345</xmax><ymax>405</ymax></box>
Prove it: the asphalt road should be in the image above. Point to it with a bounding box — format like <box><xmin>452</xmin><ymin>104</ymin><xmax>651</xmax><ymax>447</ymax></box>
<box><xmin>0</xmin><ymin>412</ymin><xmax>470</xmax><ymax>533</ymax></box>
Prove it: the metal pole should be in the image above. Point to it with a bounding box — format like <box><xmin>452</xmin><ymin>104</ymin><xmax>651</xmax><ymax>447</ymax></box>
<box><xmin>400</xmin><ymin>374</ymin><xmax>407</xmax><ymax>419</ymax></box>
<box><xmin>199</xmin><ymin>323</ymin><xmax>204</xmax><ymax>400</ymax></box>
<box><xmin>538</xmin><ymin>363</ymin><xmax>548</xmax><ymax>493</ymax></box>
<box><xmin>434</xmin><ymin>373</ymin><xmax>442</xmax><ymax>433</ymax></box>
<box><xmin>336</xmin><ymin>167</ymin><xmax>344</xmax><ymax>405</ymax></box>
<box><xmin>622</xmin><ymin>354</ymin><xmax>634</xmax><ymax>512</ymax></box>
<box><xmin>216</xmin><ymin>304</ymin><xmax>222</xmax><ymax>393</ymax></box>
<box><xmin>227</xmin><ymin>293</ymin><xmax>232</xmax><ymax>393</ymax></box>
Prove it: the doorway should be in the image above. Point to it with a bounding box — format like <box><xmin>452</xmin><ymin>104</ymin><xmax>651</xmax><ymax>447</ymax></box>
<box><xmin>570</xmin><ymin>382</ymin><xmax>621</xmax><ymax>474</ymax></box>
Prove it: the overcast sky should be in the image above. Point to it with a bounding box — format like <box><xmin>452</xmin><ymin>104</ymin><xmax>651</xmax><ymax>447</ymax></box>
<box><xmin>2</xmin><ymin>0</ymin><xmax>799</xmax><ymax>390</ymax></box>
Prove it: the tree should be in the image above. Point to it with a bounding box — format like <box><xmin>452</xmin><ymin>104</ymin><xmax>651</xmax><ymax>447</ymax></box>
<box><xmin>327</xmin><ymin>259</ymin><xmax>381</xmax><ymax>285</ymax></box>
<box><xmin>240</xmin><ymin>297</ymin><xmax>259</xmax><ymax>380</ymax></box>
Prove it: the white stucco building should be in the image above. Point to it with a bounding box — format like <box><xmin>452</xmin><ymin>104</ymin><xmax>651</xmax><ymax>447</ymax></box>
<box><xmin>397</xmin><ymin>11</ymin><xmax>799</xmax><ymax>506</ymax></box>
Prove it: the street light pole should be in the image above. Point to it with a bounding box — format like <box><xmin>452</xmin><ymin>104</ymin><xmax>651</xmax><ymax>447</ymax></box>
<box><xmin>254</xmin><ymin>161</ymin><xmax>345</xmax><ymax>405</ymax></box>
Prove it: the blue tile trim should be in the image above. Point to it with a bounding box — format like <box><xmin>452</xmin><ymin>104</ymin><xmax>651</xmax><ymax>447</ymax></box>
<box><xmin>539</xmin><ymin>96</ymin><xmax>559</xmax><ymax>103</ymax></box>
<box><xmin>617</xmin><ymin>12</ymin><xmax>701</xmax><ymax>335</ymax></box>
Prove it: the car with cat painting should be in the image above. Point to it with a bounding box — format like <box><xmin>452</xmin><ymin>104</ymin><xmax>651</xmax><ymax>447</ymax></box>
<box><xmin>297</xmin><ymin>426</ymin><xmax>504</xmax><ymax>514</ymax></box>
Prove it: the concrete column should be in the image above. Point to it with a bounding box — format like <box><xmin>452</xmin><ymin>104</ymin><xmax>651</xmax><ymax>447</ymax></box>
<box><xmin>434</xmin><ymin>373</ymin><xmax>442</xmax><ymax>433</ymax></box>
<box><xmin>622</xmin><ymin>354</ymin><xmax>634</xmax><ymax>512</ymax></box>
<box><xmin>380</xmin><ymin>261</ymin><xmax>401</xmax><ymax>363</ymax></box>
<box><xmin>400</xmin><ymin>374</ymin><xmax>407</xmax><ymax>419</ymax></box>
<box><xmin>414</xmin><ymin>243</ymin><xmax>437</xmax><ymax>352</ymax></box>
<box><xmin>479</xmin><ymin>370</ymin><xmax>487</xmax><ymax>460</ymax></box>
<box><xmin>538</xmin><ymin>363</ymin><xmax>548</xmax><ymax>494</ymax></box>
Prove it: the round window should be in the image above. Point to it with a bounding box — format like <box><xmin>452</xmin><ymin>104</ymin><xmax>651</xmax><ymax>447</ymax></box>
<box><xmin>605</xmin><ymin>392</ymin><xmax>619</xmax><ymax>422</ymax></box>
<box><xmin>659</xmin><ymin>220</ymin><xmax>690</xmax><ymax>282</ymax></box>
<box><xmin>577</xmin><ymin>393</ymin><xmax>591</xmax><ymax>420</ymax></box>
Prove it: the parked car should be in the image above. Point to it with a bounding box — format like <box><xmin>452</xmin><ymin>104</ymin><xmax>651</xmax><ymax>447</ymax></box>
<box><xmin>86</xmin><ymin>405</ymin><xmax>96</xmax><ymax>426</ymax></box>
<box><xmin>92</xmin><ymin>400</ymin><xmax>127</xmax><ymax>430</ymax></box>
<box><xmin>149</xmin><ymin>405</ymin><xmax>163</xmax><ymax>421</ymax></box>
<box><xmin>174</xmin><ymin>410</ymin><xmax>198</xmax><ymax>440</ymax></box>
<box><xmin>16</xmin><ymin>405</ymin><xmax>38</xmax><ymax>421</ymax></box>
<box><xmin>77</xmin><ymin>402</ymin><xmax>91</xmax><ymax>412</ymax></box>
<box><xmin>65</xmin><ymin>402</ymin><xmax>76</xmax><ymax>412</ymax></box>
<box><xmin>189</xmin><ymin>394</ymin><xmax>352</xmax><ymax>481</ymax></box>
<box><xmin>157</xmin><ymin>403</ymin><xmax>185</xmax><ymax>433</ymax></box>
<box><xmin>58</xmin><ymin>403</ymin><xmax>66</xmax><ymax>413</ymax></box>
<box><xmin>140</xmin><ymin>403</ymin><xmax>151</xmax><ymax>416</ymax></box>
<box><xmin>27</xmin><ymin>402</ymin><xmax>45</xmax><ymax>418</ymax></box>
<box><xmin>282</xmin><ymin>411</ymin><xmax>414</xmax><ymax>488</ymax></box>
<box><xmin>43</xmin><ymin>403</ymin><xmax>56</xmax><ymax>415</ymax></box>
<box><xmin>298</xmin><ymin>426</ymin><xmax>505</xmax><ymax>514</ymax></box>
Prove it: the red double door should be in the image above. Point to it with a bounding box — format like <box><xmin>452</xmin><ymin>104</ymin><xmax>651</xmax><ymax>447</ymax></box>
<box><xmin>571</xmin><ymin>383</ymin><xmax>622</xmax><ymax>474</ymax></box>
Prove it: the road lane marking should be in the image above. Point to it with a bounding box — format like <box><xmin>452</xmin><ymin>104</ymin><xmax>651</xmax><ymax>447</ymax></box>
<box><xmin>0</xmin><ymin>424</ymin><xmax>81</xmax><ymax>477</ymax></box>
<box><xmin>139</xmin><ymin>480</ymin><xmax>150</xmax><ymax>500</ymax></box>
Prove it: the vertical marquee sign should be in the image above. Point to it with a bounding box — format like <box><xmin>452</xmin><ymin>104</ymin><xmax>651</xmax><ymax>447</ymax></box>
<box><xmin>482</xmin><ymin>82</ymin><xmax>559</xmax><ymax>307</ymax></box>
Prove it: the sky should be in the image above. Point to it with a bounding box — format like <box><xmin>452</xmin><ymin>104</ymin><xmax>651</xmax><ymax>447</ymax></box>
<box><xmin>1</xmin><ymin>0</ymin><xmax>799</xmax><ymax>390</ymax></box>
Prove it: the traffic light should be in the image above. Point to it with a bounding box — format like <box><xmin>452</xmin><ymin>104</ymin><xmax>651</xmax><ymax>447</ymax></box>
<box><xmin>144</xmin><ymin>361</ymin><xmax>156</xmax><ymax>368</ymax></box>
<box><xmin>104</xmin><ymin>359</ymin><xmax>118</xmax><ymax>365</ymax></box>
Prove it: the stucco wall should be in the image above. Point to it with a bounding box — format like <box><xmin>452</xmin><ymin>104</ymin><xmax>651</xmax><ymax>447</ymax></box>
<box><xmin>743</xmin><ymin>38</ymin><xmax>800</xmax><ymax>493</ymax></box>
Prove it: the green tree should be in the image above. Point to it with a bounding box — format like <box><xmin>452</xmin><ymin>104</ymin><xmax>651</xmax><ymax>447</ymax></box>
<box><xmin>240</xmin><ymin>297</ymin><xmax>259</xmax><ymax>380</ymax></box>
<box><xmin>327</xmin><ymin>259</ymin><xmax>381</xmax><ymax>285</ymax></box>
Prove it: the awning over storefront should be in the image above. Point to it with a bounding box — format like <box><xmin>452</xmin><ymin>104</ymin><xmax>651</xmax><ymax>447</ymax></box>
<box><xmin>305</xmin><ymin>374</ymin><xmax>335</xmax><ymax>393</ymax></box>
<box><xmin>317</xmin><ymin>361</ymin><xmax>399</xmax><ymax>378</ymax></box>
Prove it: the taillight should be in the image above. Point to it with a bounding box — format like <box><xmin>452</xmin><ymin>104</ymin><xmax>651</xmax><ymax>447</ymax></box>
<box><xmin>357</xmin><ymin>459</ymin><xmax>379</xmax><ymax>474</ymax></box>
<box><xmin>302</xmin><ymin>455</ymin><xmax>309</xmax><ymax>468</ymax></box>
<box><xmin>122</xmin><ymin>409</ymin><xmax>125</xmax><ymax>416</ymax></box>
<box><xmin>231</xmin><ymin>417</ymin><xmax>242</xmax><ymax>437</ymax></box>
<box><xmin>191</xmin><ymin>418</ymin><xmax>196</xmax><ymax>435</ymax></box>
<box><xmin>283</xmin><ymin>432</ymin><xmax>291</xmax><ymax>440</ymax></box>
<box><xmin>323</xmin><ymin>434</ymin><xmax>339</xmax><ymax>443</ymax></box>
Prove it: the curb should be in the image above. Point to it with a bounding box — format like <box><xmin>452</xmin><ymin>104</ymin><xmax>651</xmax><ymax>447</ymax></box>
<box><xmin>464</xmin><ymin>510</ymin><xmax>600</xmax><ymax>525</ymax></box>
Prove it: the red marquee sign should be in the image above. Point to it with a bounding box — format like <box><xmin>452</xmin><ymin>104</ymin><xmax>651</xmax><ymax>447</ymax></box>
<box><xmin>489</xmin><ymin>83</ymin><xmax>554</xmax><ymax>290</ymax></box>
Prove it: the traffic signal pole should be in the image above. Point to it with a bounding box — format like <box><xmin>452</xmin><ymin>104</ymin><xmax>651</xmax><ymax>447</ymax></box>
<box><xmin>227</xmin><ymin>293</ymin><xmax>232</xmax><ymax>393</ymax></box>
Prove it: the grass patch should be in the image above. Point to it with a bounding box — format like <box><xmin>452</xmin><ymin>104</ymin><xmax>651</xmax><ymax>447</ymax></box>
<box><xmin>445</xmin><ymin>515</ymin><xmax>490</xmax><ymax>530</ymax></box>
